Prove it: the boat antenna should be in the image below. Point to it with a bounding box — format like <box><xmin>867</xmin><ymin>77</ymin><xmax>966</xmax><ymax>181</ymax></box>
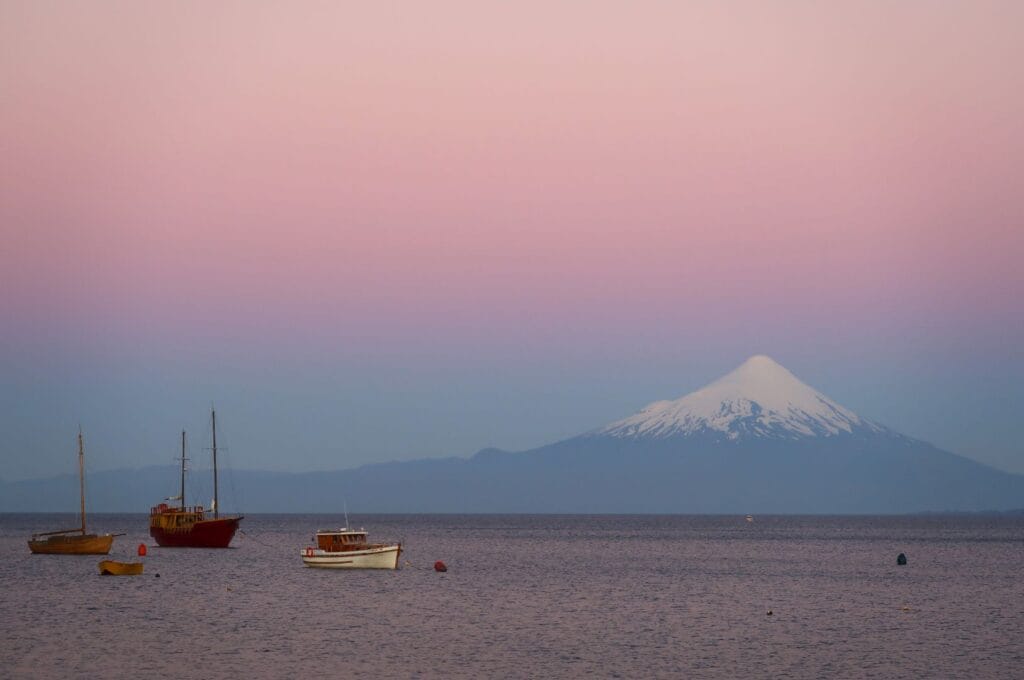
<box><xmin>344</xmin><ymin>499</ymin><xmax>349</xmax><ymax>530</ymax></box>
<box><xmin>78</xmin><ymin>426</ymin><xmax>86</xmax><ymax>535</ymax></box>
<box><xmin>211</xmin><ymin>405</ymin><xmax>219</xmax><ymax>519</ymax></box>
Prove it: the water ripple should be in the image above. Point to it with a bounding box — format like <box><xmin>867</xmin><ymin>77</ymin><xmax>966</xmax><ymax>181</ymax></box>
<box><xmin>2</xmin><ymin>514</ymin><xmax>1023</xmax><ymax>678</ymax></box>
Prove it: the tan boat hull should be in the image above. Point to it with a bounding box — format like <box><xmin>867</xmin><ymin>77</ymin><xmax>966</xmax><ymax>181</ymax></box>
<box><xmin>98</xmin><ymin>560</ymin><xmax>144</xmax><ymax>575</ymax></box>
<box><xmin>301</xmin><ymin>544</ymin><xmax>402</xmax><ymax>569</ymax></box>
<box><xmin>28</xmin><ymin>534</ymin><xmax>114</xmax><ymax>555</ymax></box>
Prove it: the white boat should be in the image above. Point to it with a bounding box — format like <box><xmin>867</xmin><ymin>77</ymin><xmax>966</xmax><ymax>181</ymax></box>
<box><xmin>301</xmin><ymin>528</ymin><xmax>401</xmax><ymax>569</ymax></box>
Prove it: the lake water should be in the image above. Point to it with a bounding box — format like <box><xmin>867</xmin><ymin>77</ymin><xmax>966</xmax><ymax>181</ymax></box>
<box><xmin>2</xmin><ymin>514</ymin><xmax>1023</xmax><ymax>678</ymax></box>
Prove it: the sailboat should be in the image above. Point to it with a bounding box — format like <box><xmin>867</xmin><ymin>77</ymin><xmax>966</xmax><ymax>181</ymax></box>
<box><xmin>28</xmin><ymin>429</ymin><xmax>115</xmax><ymax>555</ymax></box>
<box><xmin>149</xmin><ymin>408</ymin><xmax>243</xmax><ymax>548</ymax></box>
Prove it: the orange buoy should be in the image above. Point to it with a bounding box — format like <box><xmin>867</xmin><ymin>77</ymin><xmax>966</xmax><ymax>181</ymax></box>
<box><xmin>137</xmin><ymin>543</ymin><xmax>147</xmax><ymax>557</ymax></box>
<box><xmin>434</xmin><ymin>560</ymin><xmax>447</xmax><ymax>572</ymax></box>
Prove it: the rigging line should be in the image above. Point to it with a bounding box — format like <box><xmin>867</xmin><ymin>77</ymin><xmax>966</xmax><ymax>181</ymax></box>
<box><xmin>236</xmin><ymin>528</ymin><xmax>278</xmax><ymax>548</ymax></box>
<box><xmin>206</xmin><ymin>405</ymin><xmax>242</xmax><ymax>512</ymax></box>
<box><xmin>224</xmin><ymin>440</ymin><xmax>242</xmax><ymax>515</ymax></box>
<box><xmin>212</xmin><ymin>410</ymin><xmax>242</xmax><ymax>514</ymax></box>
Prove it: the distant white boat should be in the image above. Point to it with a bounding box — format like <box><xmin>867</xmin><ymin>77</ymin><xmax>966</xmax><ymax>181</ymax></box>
<box><xmin>745</xmin><ymin>515</ymin><xmax>754</xmax><ymax>522</ymax></box>
<box><xmin>301</xmin><ymin>528</ymin><xmax>401</xmax><ymax>569</ymax></box>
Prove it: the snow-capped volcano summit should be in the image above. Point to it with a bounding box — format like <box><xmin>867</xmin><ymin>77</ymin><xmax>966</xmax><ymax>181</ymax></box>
<box><xmin>598</xmin><ymin>355</ymin><xmax>884</xmax><ymax>441</ymax></box>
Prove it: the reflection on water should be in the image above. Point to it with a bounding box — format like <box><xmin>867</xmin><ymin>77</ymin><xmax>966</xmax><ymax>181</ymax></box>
<box><xmin>2</xmin><ymin>514</ymin><xmax>1023</xmax><ymax>678</ymax></box>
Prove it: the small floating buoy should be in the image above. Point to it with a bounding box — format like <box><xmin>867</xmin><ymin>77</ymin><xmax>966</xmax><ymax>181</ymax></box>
<box><xmin>897</xmin><ymin>552</ymin><xmax>907</xmax><ymax>566</ymax></box>
<box><xmin>154</xmin><ymin>573</ymin><xmax>160</xmax><ymax>578</ymax></box>
<box><xmin>434</xmin><ymin>560</ymin><xmax>447</xmax><ymax>572</ymax></box>
<box><xmin>138</xmin><ymin>543</ymin><xmax>147</xmax><ymax>557</ymax></box>
<box><xmin>766</xmin><ymin>610</ymin><xmax>773</xmax><ymax>616</ymax></box>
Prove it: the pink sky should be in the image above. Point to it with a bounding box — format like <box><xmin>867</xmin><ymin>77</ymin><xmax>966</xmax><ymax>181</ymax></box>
<box><xmin>1</xmin><ymin>1</ymin><xmax>1022</xmax><ymax>476</ymax></box>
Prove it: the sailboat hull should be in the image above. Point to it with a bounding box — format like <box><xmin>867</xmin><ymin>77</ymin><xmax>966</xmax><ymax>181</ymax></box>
<box><xmin>149</xmin><ymin>516</ymin><xmax>241</xmax><ymax>548</ymax></box>
<box><xmin>28</xmin><ymin>534</ymin><xmax>114</xmax><ymax>555</ymax></box>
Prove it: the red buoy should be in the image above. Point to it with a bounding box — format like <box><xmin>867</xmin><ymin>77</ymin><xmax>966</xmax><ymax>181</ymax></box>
<box><xmin>434</xmin><ymin>560</ymin><xmax>447</xmax><ymax>572</ymax></box>
<box><xmin>137</xmin><ymin>543</ymin><xmax>147</xmax><ymax>557</ymax></box>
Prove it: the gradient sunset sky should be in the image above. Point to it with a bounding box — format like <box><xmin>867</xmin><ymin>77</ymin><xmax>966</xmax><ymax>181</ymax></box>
<box><xmin>2</xmin><ymin>1</ymin><xmax>1022</xmax><ymax>480</ymax></box>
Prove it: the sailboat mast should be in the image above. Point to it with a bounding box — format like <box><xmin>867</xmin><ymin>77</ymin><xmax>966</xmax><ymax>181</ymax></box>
<box><xmin>78</xmin><ymin>428</ymin><xmax>86</xmax><ymax>535</ymax></box>
<box><xmin>211</xmin><ymin>408</ymin><xmax>219</xmax><ymax>519</ymax></box>
<box><xmin>181</xmin><ymin>430</ymin><xmax>187</xmax><ymax>510</ymax></box>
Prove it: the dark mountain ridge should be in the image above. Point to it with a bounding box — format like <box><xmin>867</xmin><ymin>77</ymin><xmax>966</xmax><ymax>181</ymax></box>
<box><xmin>3</xmin><ymin>356</ymin><xmax>1021</xmax><ymax>513</ymax></box>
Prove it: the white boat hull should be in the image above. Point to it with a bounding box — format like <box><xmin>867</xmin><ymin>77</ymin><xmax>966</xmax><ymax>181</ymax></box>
<box><xmin>301</xmin><ymin>544</ymin><xmax>401</xmax><ymax>569</ymax></box>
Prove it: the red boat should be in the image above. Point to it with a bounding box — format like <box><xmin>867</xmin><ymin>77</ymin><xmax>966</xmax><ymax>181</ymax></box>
<box><xmin>149</xmin><ymin>503</ymin><xmax>241</xmax><ymax>548</ymax></box>
<box><xmin>149</xmin><ymin>409</ymin><xmax>243</xmax><ymax>548</ymax></box>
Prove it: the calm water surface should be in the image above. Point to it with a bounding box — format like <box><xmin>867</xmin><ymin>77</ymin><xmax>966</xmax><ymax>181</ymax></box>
<box><xmin>1</xmin><ymin>514</ymin><xmax>1023</xmax><ymax>678</ymax></box>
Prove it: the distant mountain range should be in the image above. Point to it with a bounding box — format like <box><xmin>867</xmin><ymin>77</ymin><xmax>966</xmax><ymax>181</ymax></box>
<box><xmin>3</xmin><ymin>355</ymin><xmax>1022</xmax><ymax>513</ymax></box>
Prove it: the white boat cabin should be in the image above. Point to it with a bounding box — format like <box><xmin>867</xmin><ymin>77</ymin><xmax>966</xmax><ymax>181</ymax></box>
<box><xmin>315</xmin><ymin>529</ymin><xmax>370</xmax><ymax>552</ymax></box>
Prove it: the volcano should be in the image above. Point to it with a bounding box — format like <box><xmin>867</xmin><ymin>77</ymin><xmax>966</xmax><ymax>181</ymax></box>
<box><xmin>342</xmin><ymin>355</ymin><xmax>1017</xmax><ymax>513</ymax></box>
<box><xmin>596</xmin><ymin>354</ymin><xmax>885</xmax><ymax>442</ymax></box>
<box><xmin>284</xmin><ymin>355</ymin><xmax>1023</xmax><ymax>513</ymax></box>
<box><xmin>4</xmin><ymin>356</ymin><xmax>1022</xmax><ymax>513</ymax></box>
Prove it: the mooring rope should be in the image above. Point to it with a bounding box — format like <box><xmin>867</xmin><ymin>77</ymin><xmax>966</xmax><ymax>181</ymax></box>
<box><xmin>236</xmin><ymin>528</ymin><xmax>280</xmax><ymax>548</ymax></box>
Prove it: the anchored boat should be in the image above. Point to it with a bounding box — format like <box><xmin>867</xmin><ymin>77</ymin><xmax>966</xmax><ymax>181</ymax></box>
<box><xmin>28</xmin><ymin>429</ymin><xmax>116</xmax><ymax>555</ymax></box>
<box><xmin>301</xmin><ymin>528</ymin><xmax>402</xmax><ymax>569</ymax></box>
<box><xmin>149</xmin><ymin>409</ymin><xmax>243</xmax><ymax>548</ymax></box>
<box><xmin>98</xmin><ymin>560</ymin><xmax>144</xmax><ymax>576</ymax></box>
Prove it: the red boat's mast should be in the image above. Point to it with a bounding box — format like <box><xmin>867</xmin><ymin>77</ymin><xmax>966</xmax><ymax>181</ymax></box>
<box><xmin>78</xmin><ymin>428</ymin><xmax>86</xmax><ymax>535</ymax></box>
<box><xmin>180</xmin><ymin>430</ymin><xmax>187</xmax><ymax>511</ymax></box>
<box><xmin>211</xmin><ymin>408</ymin><xmax>219</xmax><ymax>519</ymax></box>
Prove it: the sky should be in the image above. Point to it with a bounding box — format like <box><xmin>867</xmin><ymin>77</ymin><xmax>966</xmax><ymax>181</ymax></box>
<box><xmin>2</xmin><ymin>0</ymin><xmax>1022</xmax><ymax>481</ymax></box>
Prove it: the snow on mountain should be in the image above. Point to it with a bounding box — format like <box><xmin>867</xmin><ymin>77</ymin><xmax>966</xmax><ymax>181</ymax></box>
<box><xmin>597</xmin><ymin>355</ymin><xmax>885</xmax><ymax>441</ymax></box>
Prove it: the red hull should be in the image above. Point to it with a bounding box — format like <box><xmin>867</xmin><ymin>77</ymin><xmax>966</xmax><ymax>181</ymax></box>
<box><xmin>149</xmin><ymin>516</ymin><xmax>242</xmax><ymax>548</ymax></box>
